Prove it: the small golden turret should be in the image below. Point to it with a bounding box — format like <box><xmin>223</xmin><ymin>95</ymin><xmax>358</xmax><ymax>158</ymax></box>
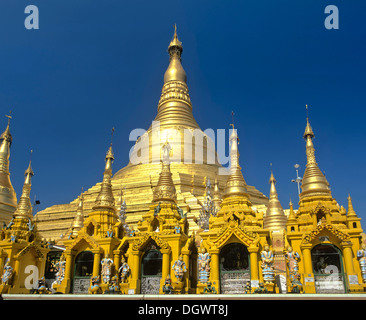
<box><xmin>347</xmin><ymin>194</ymin><xmax>357</xmax><ymax>217</ymax></box>
<box><xmin>93</xmin><ymin>143</ymin><xmax>116</xmax><ymax>210</ymax></box>
<box><xmin>70</xmin><ymin>191</ymin><xmax>84</xmax><ymax>237</ymax></box>
<box><xmin>153</xmin><ymin>142</ymin><xmax>177</xmax><ymax>204</ymax></box>
<box><xmin>300</xmin><ymin>106</ymin><xmax>331</xmax><ymax>200</ymax></box>
<box><xmin>0</xmin><ymin>114</ymin><xmax>17</xmax><ymax>217</ymax></box>
<box><xmin>263</xmin><ymin>167</ymin><xmax>287</xmax><ymax>231</ymax></box>
<box><xmin>13</xmin><ymin>157</ymin><xmax>34</xmax><ymax>219</ymax></box>
<box><xmin>287</xmin><ymin>199</ymin><xmax>297</xmax><ymax>222</ymax></box>
<box><xmin>223</xmin><ymin>124</ymin><xmax>248</xmax><ymax>199</ymax></box>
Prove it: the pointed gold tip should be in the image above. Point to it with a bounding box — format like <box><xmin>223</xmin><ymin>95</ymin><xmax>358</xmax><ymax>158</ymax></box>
<box><xmin>168</xmin><ymin>24</ymin><xmax>182</xmax><ymax>50</ymax></box>
<box><xmin>25</xmin><ymin>150</ymin><xmax>34</xmax><ymax>178</ymax></box>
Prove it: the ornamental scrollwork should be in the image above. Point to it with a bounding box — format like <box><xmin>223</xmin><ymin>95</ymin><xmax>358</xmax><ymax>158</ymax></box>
<box><xmin>302</xmin><ymin>223</ymin><xmax>350</xmax><ymax>245</ymax></box>
<box><xmin>132</xmin><ymin>232</ymin><xmax>170</xmax><ymax>251</ymax></box>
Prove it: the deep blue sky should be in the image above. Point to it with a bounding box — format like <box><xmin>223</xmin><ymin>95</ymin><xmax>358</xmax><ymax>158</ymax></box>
<box><xmin>0</xmin><ymin>0</ymin><xmax>365</xmax><ymax>222</ymax></box>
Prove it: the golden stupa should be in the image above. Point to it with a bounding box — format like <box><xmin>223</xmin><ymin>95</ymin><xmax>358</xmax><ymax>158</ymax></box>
<box><xmin>0</xmin><ymin>115</ymin><xmax>17</xmax><ymax>225</ymax></box>
<box><xmin>35</xmin><ymin>26</ymin><xmax>268</xmax><ymax>243</ymax></box>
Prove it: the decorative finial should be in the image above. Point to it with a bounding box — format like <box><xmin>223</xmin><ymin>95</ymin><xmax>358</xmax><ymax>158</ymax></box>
<box><xmin>1</xmin><ymin>111</ymin><xmax>13</xmax><ymax>144</ymax></box>
<box><xmin>25</xmin><ymin>149</ymin><xmax>34</xmax><ymax>180</ymax></box>
<box><xmin>306</xmin><ymin>104</ymin><xmax>309</xmax><ymax>120</ymax></box>
<box><xmin>304</xmin><ymin>105</ymin><xmax>314</xmax><ymax>138</ymax></box>
<box><xmin>230</xmin><ymin>111</ymin><xmax>235</xmax><ymax>129</ymax></box>
<box><xmin>110</xmin><ymin>127</ymin><xmax>115</xmax><ymax>146</ymax></box>
<box><xmin>5</xmin><ymin>111</ymin><xmax>12</xmax><ymax>125</ymax></box>
<box><xmin>168</xmin><ymin>24</ymin><xmax>183</xmax><ymax>56</ymax></box>
<box><xmin>269</xmin><ymin>163</ymin><xmax>276</xmax><ymax>184</ymax></box>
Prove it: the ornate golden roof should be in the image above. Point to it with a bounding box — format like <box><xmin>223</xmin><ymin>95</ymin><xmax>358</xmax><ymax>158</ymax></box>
<box><xmin>300</xmin><ymin>111</ymin><xmax>331</xmax><ymax>200</ymax></box>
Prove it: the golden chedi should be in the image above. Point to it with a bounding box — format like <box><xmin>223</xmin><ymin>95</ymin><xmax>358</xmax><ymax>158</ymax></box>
<box><xmin>34</xmin><ymin>26</ymin><xmax>268</xmax><ymax>243</ymax></box>
<box><xmin>198</xmin><ymin>125</ymin><xmax>270</xmax><ymax>293</ymax></box>
<box><xmin>263</xmin><ymin>168</ymin><xmax>287</xmax><ymax>231</ymax></box>
<box><xmin>286</xmin><ymin>109</ymin><xmax>365</xmax><ymax>293</ymax></box>
<box><xmin>0</xmin><ymin>115</ymin><xmax>17</xmax><ymax>224</ymax></box>
<box><xmin>0</xmin><ymin>158</ymin><xmax>49</xmax><ymax>294</ymax></box>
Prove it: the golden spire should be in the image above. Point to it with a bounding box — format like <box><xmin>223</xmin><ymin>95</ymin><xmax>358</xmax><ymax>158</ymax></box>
<box><xmin>71</xmin><ymin>190</ymin><xmax>84</xmax><ymax>236</ymax></box>
<box><xmin>93</xmin><ymin>133</ymin><xmax>116</xmax><ymax>210</ymax></box>
<box><xmin>165</xmin><ymin>24</ymin><xmax>185</xmax><ymax>83</ymax></box>
<box><xmin>223</xmin><ymin>124</ymin><xmax>248</xmax><ymax>199</ymax></box>
<box><xmin>13</xmin><ymin>154</ymin><xmax>34</xmax><ymax>219</ymax></box>
<box><xmin>0</xmin><ymin>113</ymin><xmax>17</xmax><ymax>212</ymax></box>
<box><xmin>263</xmin><ymin>166</ymin><xmax>287</xmax><ymax>230</ymax></box>
<box><xmin>347</xmin><ymin>194</ymin><xmax>357</xmax><ymax>217</ymax></box>
<box><xmin>154</xmin><ymin>25</ymin><xmax>198</xmax><ymax>129</ymax></box>
<box><xmin>153</xmin><ymin>142</ymin><xmax>177</xmax><ymax>203</ymax></box>
<box><xmin>300</xmin><ymin>105</ymin><xmax>331</xmax><ymax>200</ymax></box>
<box><xmin>0</xmin><ymin>114</ymin><xmax>12</xmax><ymax>152</ymax></box>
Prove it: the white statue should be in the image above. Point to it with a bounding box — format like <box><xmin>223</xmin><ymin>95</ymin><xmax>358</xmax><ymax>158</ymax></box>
<box><xmin>53</xmin><ymin>255</ymin><xmax>66</xmax><ymax>286</ymax></box>
<box><xmin>1</xmin><ymin>259</ymin><xmax>13</xmax><ymax>285</ymax></box>
<box><xmin>101</xmin><ymin>254</ymin><xmax>114</xmax><ymax>284</ymax></box>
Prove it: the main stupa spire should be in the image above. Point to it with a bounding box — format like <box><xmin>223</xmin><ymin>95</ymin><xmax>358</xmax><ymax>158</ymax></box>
<box><xmin>155</xmin><ymin>25</ymin><xmax>198</xmax><ymax>129</ymax></box>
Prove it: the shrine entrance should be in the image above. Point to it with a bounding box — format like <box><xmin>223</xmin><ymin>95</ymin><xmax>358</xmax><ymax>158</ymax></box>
<box><xmin>140</xmin><ymin>246</ymin><xmax>162</xmax><ymax>294</ymax></box>
<box><xmin>72</xmin><ymin>251</ymin><xmax>94</xmax><ymax>294</ymax></box>
<box><xmin>311</xmin><ymin>244</ymin><xmax>346</xmax><ymax>293</ymax></box>
<box><xmin>219</xmin><ymin>243</ymin><xmax>250</xmax><ymax>294</ymax></box>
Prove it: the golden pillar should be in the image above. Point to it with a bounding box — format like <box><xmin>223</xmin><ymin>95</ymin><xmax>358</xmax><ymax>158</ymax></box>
<box><xmin>181</xmin><ymin>248</ymin><xmax>190</xmax><ymax>293</ymax></box>
<box><xmin>210</xmin><ymin>247</ymin><xmax>220</xmax><ymax>292</ymax></box>
<box><xmin>342</xmin><ymin>242</ymin><xmax>355</xmax><ymax>276</ymax></box>
<box><xmin>12</xmin><ymin>257</ymin><xmax>20</xmax><ymax>290</ymax></box>
<box><xmin>130</xmin><ymin>250</ymin><xmax>140</xmax><ymax>293</ymax></box>
<box><xmin>0</xmin><ymin>251</ymin><xmax>6</xmax><ymax>275</ymax></box>
<box><xmin>113</xmin><ymin>250</ymin><xmax>121</xmax><ymax>278</ymax></box>
<box><xmin>160</xmin><ymin>247</ymin><xmax>171</xmax><ymax>293</ymax></box>
<box><xmin>92</xmin><ymin>251</ymin><xmax>101</xmax><ymax>277</ymax></box>
<box><xmin>161</xmin><ymin>248</ymin><xmax>171</xmax><ymax>280</ymax></box>
<box><xmin>301</xmin><ymin>243</ymin><xmax>316</xmax><ymax>293</ymax></box>
<box><xmin>59</xmin><ymin>250</ymin><xmax>74</xmax><ymax>293</ymax></box>
<box><xmin>301</xmin><ymin>244</ymin><xmax>313</xmax><ymax>275</ymax></box>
